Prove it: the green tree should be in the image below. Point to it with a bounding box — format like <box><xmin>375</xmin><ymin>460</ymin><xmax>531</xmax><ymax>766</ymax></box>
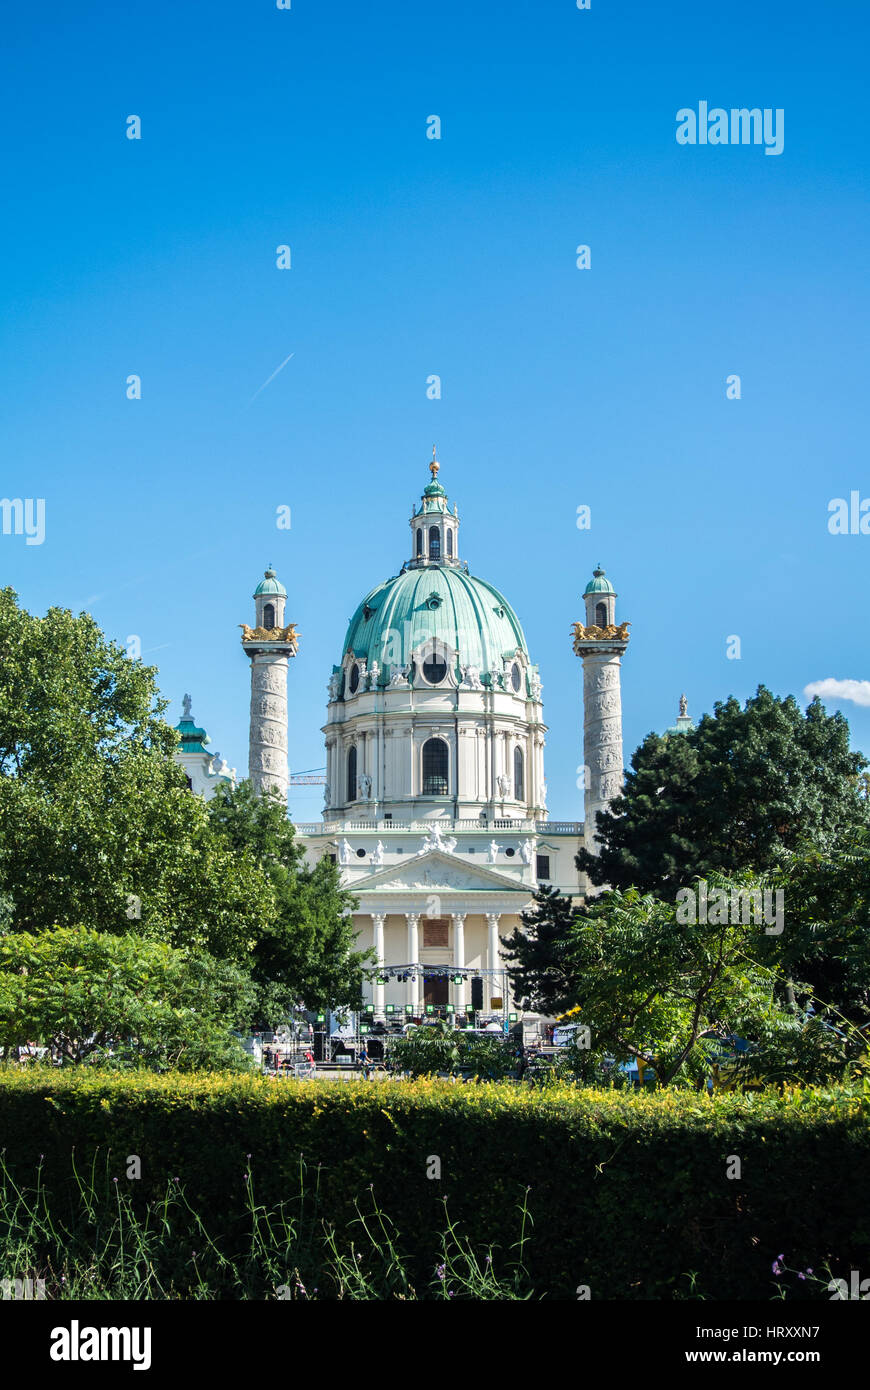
<box><xmin>578</xmin><ymin>686</ymin><xmax>867</xmax><ymax>893</ymax></box>
<box><xmin>767</xmin><ymin>844</ymin><xmax>870</xmax><ymax>1025</ymax></box>
<box><xmin>0</xmin><ymin>927</ymin><xmax>256</xmax><ymax>1070</ymax></box>
<box><xmin>503</xmin><ymin>877</ymin><xmax>860</xmax><ymax>1086</ymax></box>
<box><xmin>207</xmin><ymin>780</ymin><xmax>370</xmax><ymax>1020</ymax></box>
<box><xmin>0</xmin><ymin>588</ymin><xmax>272</xmax><ymax>961</ymax></box>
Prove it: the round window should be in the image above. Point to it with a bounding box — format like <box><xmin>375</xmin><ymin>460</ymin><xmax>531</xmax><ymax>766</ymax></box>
<box><xmin>422</xmin><ymin>653</ymin><xmax>448</xmax><ymax>684</ymax></box>
<box><xmin>511</xmin><ymin>663</ymin><xmax>521</xmax><ymax>693</ymax></box>
<box><xmin>349</xmin><ymin>664</ymin><xmax>360</xmax><ymax>694</ymax></box>
<box><xmin>356</xmin><ymin>848</ymin><xmax>366</xmax><ymax>858</ymax></box>
<box><xmin>505</xmin><ymin>847</ymin><xmax>516</xmax><ymax>857</ymax></box>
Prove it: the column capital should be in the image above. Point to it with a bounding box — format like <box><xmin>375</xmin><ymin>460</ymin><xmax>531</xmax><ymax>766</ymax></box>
<box><xmin>370</xmin><ymin>911</ymin><xmax>387</xmax><ymax>927</ymax></box>
<box><xmin>405</xmin><ymin>911</ymin><xmax>421</xmax><ymax>927</ymax></box>
<box><xmin>485</xmin><ymin>911</ymin><xmax>502</xmax><ymax>927</ymax></box>
<box><xmin>450</xmin><ymin>911</ymin><xmax>467</xmax><ymax>925</ymax></box>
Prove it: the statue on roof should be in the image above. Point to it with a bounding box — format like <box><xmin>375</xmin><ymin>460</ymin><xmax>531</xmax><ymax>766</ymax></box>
<box><xmin>182</xmin><ymin>693</ymin><xmax>192</xmax><ymax>719</ymax></box>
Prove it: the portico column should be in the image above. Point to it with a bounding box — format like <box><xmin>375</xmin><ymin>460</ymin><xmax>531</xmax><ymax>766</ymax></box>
<box><xmin>372</xmin><ymin>913</ymin><xmax>386</xmax><ymax>1015</ymax></box>
<box><xmin>451</xmin><ymin>913</ymin><xmax>466</xmax><ymax>1012</ymax></box>
<box><xmin>486</xmin><ymin>912</ymin><xmax>501</xmax><ymax>1009</ymax></box>
<box><xmin>406</xmin><ymin>912</ymin><xmax>421</xmax><ymax>1009</ymax></box>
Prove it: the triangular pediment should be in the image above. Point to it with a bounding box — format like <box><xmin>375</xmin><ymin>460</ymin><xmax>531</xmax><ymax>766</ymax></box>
<box><xmin>352</xmin><ymin>848</ymin><xmax>529</xmax><ymax>894</ymax></box>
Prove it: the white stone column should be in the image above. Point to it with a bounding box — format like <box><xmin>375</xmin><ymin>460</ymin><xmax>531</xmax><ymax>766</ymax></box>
<box><xmin>581</xmin><ymin>650</ymin><xmax>626</xmax><ymax>855</ymax></box>
<box><xmin>406</xmin><ymin>912</ymin><xmax>421</xmax><ymax>1009</ymax></box>
<box><xmin>533</xmin><ymin>733</ymin><xmax>545</xmax><ymax>815</ymax></box>
<box><xmin>486</xmin><ymin>912</ymin><xmax>501</xmax><ymax>1009</ymax></box>
<box><xmin>451</xmin><ymin>913</ymin><xmax>466</xmax><ymax>1012</ymax></box>
<box><xmin>247</xmin><ymin>649</ymin><xmax>291</xmax><ymax>800</ymax></box>
<box><xmin>372</xmin><ymin>913</ymin><xmax>386</xmax><ymax>1015</ymax></box>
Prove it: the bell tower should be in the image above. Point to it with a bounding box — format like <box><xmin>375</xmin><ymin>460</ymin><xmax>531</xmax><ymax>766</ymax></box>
<box><xmin>241</xmin><ymin>566</ymin><xmax>299</xmax><ymax>800</ymax></box>
<box><xmin>572</xmin><ymin>565</ymin><xmax>630</xmax><ymax>857</ymax></box>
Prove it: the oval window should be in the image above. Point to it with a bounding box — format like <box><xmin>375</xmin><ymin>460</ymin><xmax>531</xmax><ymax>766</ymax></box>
<box><xmin>422</xmin><ymin>653</ymin><xmax>448</xmax><ymax>684</ymax></box>
<box><xmin>349</xmin><ymin>664</ymin><xmax>360</xmax><ymax>694</ymax></box>
<box><xmin>511</xmin><ymin>664</ymin><xmax>521</xmax><ymax>693</ymax></box>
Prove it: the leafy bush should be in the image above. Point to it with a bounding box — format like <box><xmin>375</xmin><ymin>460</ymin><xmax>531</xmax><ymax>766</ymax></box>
<box><xmin>0</xmin><ymin>1069</ymin><xmax>867</xmax><ymax>1299</ymax></box>
<box><xmin>387</xmin><ymin>1023</ymin><xmax>516</xmax><ymax>1079</ymax></box>
<box><xmin>0</xmin><ymin>927</ymin><xmax>255</xmax><ymax>1071</ymax></box>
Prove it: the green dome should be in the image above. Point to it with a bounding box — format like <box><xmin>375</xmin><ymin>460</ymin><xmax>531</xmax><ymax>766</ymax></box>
<box><xmin>341</xmin><ymin>566</ymin><xmax>529</xmax><ymax>682</ymax></box>
<box><xmin>422</xmin><ymin>480</ymin><xmax>447</xmax><ymax>498</ymax></box>
<box><xmin>253</xmin><ymin>567</ymin><xmax>287</xmax><ymax>598</ymax></box>
<box><xmin>175</xmin><ymin>717</ymin><xmax>210</xmax><ymax>752</ymax></box>
<box><xmin>583</xmin><ymin>564</ymin><xmax>615</xmax><ymax>596</ymax></box>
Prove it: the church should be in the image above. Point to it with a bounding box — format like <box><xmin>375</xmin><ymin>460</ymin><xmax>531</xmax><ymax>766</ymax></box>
<box><xmin>176</xmin><ymin>452</ymin><xmax>637</xmax><ymax>1022</ymax></box>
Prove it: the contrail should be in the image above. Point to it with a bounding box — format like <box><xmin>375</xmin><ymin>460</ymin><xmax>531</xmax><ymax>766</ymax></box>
<box><xmin>249</xmin><ymin>352</ymin><xmax>294</xmax><ymax>403</ymax></box>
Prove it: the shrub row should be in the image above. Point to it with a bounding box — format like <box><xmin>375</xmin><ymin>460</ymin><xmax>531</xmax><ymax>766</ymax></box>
<box><xmin>1</xmin><ymin>1068</ymin><xmax>868</xmax><ymax>1299</ymax></box>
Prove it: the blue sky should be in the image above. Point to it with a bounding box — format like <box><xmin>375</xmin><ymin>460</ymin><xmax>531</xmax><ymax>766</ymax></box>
<box><xmin>1</xmin><ymin>0</ymin><xmax>868</xmax><ymax>819</ymax></box>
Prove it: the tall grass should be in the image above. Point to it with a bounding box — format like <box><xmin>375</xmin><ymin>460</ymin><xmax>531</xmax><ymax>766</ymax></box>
<box><xmin>0</xmin><ymin>1152</ymin><xmax>536</xmax><ymax>1301</ymax></box>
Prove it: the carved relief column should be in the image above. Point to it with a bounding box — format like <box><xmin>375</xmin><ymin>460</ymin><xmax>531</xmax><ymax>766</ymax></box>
<box><xmin>372</xmin><ymin>913</ymin><xmax>386</xmax><ymax>1015</ymax></box>
<box><xmin>245</xmin><ymin>648</ymin><xmax>295</xmax><ymax>800</ymax></box>
<box><xmin>451</xmin><ymin>912</ymin><xmax>466</xmax><ymax>1011</ymax></box>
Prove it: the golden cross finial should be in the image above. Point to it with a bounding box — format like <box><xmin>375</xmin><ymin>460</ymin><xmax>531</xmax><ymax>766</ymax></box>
<box><xmin>430</xmin><ymin>445</ymin><xmax>439</xmax><ymax>479</ymax></box>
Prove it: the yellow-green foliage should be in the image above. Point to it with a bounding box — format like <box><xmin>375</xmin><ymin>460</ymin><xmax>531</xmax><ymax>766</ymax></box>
<box><xmin>1</xmin><ymin>1069</ymin><xmax>867</xmax><ymax>1298</ymax></box>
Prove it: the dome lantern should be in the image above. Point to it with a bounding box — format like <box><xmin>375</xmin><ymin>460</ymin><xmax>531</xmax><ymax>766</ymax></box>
<box><xmin>409</xmin><ymin>448</ymin><xmax>461</xmax><ymax>568</ymax></box>
<box><xmin>583</xmin><ymin>564</ymin><xmax>617</xmax><ymax>628</ymax></box>
<box><xmin>252</xmin><ymin>565</ymin><xmax>287</xmax><ymax>630</ymax></box>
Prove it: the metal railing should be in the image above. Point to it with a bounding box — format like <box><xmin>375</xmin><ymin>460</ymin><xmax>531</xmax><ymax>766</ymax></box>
<box><xmin>294</xmin><ymin>818</ymin><xmax>582</xmax><ymax>835</ymax></box>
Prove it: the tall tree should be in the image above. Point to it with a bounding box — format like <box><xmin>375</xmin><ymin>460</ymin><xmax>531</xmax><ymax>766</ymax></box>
<box><xmin>767</xmin><ymin>841</ymin><xmax>870</xmax><ymax>1025</ymax></box>
<box><xmin>207</xmin><ymin>780</ymin><xmax>371</xmax><ymax>1020</ymax></box>
<box><xmin>503</xmin><ymin>879</ymin><xmax>861</xmax><ymax>1086</ymax></box>
<box><xmin>0</xmin><ymin>587</ymin><xmax>271</xmax><ymax>961</ymax></box>
<box><xmin>577</xmin><ymin>685</ymin><xmax>868</xmax><ymax>894</ymax></box>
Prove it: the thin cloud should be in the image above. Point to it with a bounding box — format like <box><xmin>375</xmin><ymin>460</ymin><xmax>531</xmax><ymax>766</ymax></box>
<box><xmin>804</xmin><ymin>678</ymin><xmax>870</xmax><ymax>708</ymax></box>
<box><xmin>249</xmin><ymin>352</ymin><xmax>294</xmax><ymax>404</ymax></box>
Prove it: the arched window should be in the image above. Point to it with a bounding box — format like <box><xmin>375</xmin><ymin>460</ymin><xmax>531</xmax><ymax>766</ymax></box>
<box><xmin>446</xmin><ymin>529</ymin><xmax>453</xmax><ymax>557</ymax></box>
<box><xmin>416</xmin><ymin>528</ymin><xmax>423</xmax><ymax>556</ymax></box>
<box><xmin>514</xmin><ymin>746</ymin><xmax>525</xmax><ymax>800</ymax></box>
<box><xmin>349</xmin><ymin>664</ymin><xmax>360</xmax><ymax>694</ymax></box>
<box><xmin>428</xmin><ymin>526</ymin><xmax>441</xmax><ymax>560</ymax></box>
<box><xmin>595</xmin><ymin>601</ymin><xmax>608</xmax><ymax>627</ymax></box>
<box><xmin>422</xmin><ymin>737</ymin><xmax>449</xmax><ymax>795</ymax></box>
<box><xmin>347</xmin><ymin>746</ymin><xmax>357</xmax><ymax>801</ymax></box>
<box><xmin>263</xmin><ymin>603</ymin><xmax>275</xmax><ymax>630</ymax></box>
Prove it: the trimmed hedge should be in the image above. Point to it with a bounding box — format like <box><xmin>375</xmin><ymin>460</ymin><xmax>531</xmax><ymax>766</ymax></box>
<box><xmin>1</xmin><ymin>1068</ymin><xmax>868</xmax><ymax>1299</ymax></box>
